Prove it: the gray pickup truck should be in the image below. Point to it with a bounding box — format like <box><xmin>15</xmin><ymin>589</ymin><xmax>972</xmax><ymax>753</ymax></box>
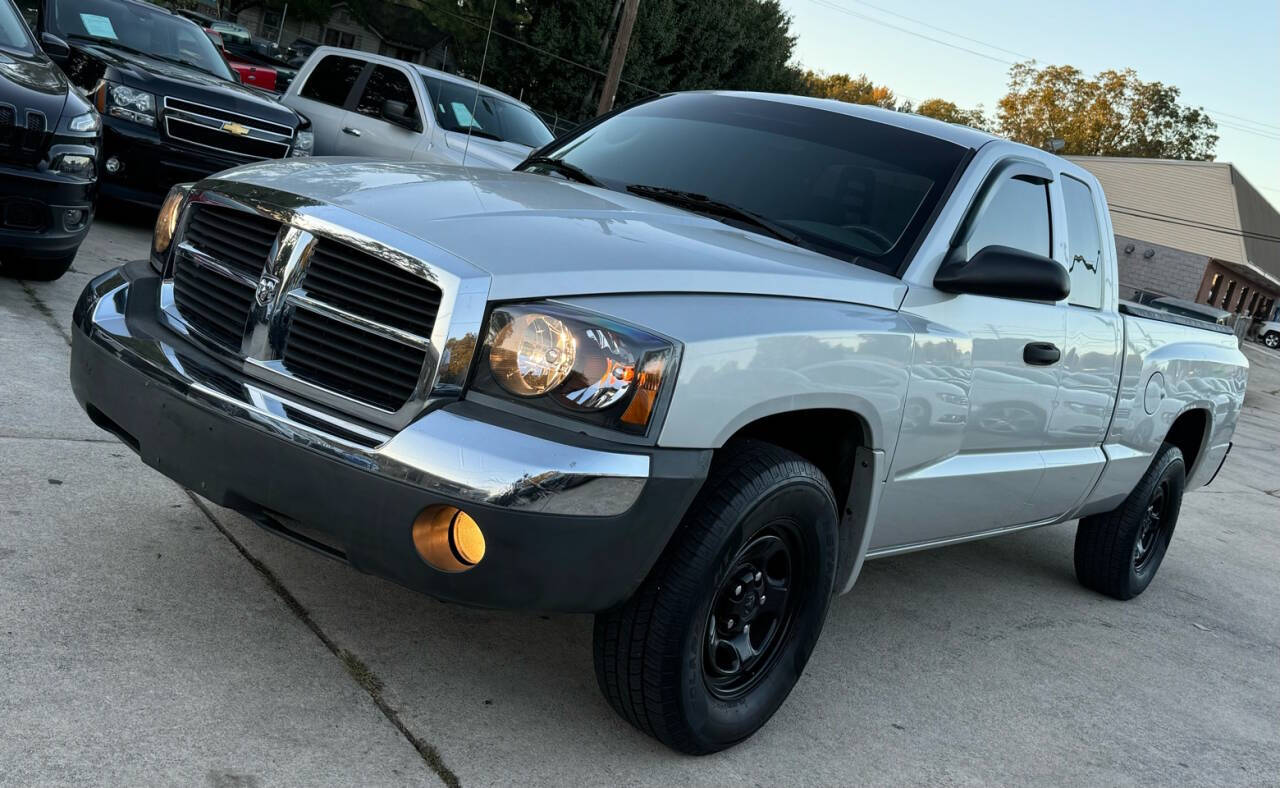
<box><xmin>69</xmin><ymin>92</ymin><xmax>1247</xmax><ymax>753</ymax></box>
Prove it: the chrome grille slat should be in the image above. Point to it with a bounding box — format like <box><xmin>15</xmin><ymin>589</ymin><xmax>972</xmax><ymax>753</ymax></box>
<box><xmin>183</xmin><ymin>204</ymin><xmax>280</xmax><ymax>279</ymax></box>
<box><xmin>173</xmin><ymin>262</ymin><xmax>255</xmax><ymax>350</ymax></box>
<box><xmin>282</xmin><ymin>309</ymin><xmax>425</xmax><ymax>411</ymax></box>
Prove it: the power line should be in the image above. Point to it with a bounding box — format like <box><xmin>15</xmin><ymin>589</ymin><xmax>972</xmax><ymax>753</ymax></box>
<box><xmin>805</xmin><ymin>0</ymin><xmax>1015</xmax><ymax>66</ymax></box>
<box><xmin>418</xmin><ymin>0</ymin><xmax>660</xmax><ymax>96</ymax></box>
<box><xmin>808</xmin><ymin>0</ymin><xmax>1280</xmax><ymax>144</ymax></box>
<box><xmin>1205</xmin><ymin>108</ymin><xmax>1280</xmax><ymax>133</ymax></box>
<box><xmin>1108</xmin><ymin>204</ymin><xmax>1280</xmax><ymax>244</ymax></box>
<box><xmin>836</xmin><ymin>0</ymin><xmax>1034</xmax><ymax>61</ymax></box>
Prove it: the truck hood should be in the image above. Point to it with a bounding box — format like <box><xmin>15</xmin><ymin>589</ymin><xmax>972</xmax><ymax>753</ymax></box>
<box><xmin>441</xmin><ymin>129</ymin><xmax>533</xmax><ymax>170</ymax></box>
<box><xmin>72</xmin><ymin>42</ymin><xmax>299</xmax><ymax>128</ymax></box>
<box><xmin>210</xmin><ymin>160</ymin><xmax>907</xmax><ymax>309</ymax></box>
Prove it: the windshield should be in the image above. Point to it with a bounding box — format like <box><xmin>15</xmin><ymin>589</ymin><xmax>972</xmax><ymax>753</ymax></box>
<box><xmin>0</xmin><ymin>0</ymin><xmax>34</xmax><ymax>53</ymax></box>
<box><xmin>534</xmin><ymin>93</ymin><xmax>969</xmax><ymax>271</ymax></box>
<box><xmin>47</xmin><ymin>0</ymin><xmax>233</xmax><ymax>80</ymax></box>
<box><xmin>422</xmin><ymin>75</ymin><xmax>553</xmax><ymax>149</ymax></box>
<box><xmin>210</xmin><ymin>21</ymin><xmax>250</xmax><ymax>45</ymax></box>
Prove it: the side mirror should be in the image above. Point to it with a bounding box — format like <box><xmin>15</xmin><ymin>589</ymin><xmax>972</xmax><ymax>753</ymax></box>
<box><xmin>935</xmin><ymin>245</ymin><xmax>1070</xmax><ymax>302</ymax></box>
<box><xmin>40</xmin><ymin>32</ymin><xmax>71</xmax><ymax>61</ymax></box>
<box><xmin>381</xmin><ymin>99</ymin><xmax>419</xmax><ymax>131</ymax></box>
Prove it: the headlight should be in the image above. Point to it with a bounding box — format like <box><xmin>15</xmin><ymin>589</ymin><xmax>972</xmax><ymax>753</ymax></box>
<box><xmin>153</xmin><ymin>183</ymin><xmax>193</xmax><ymax>259</ymax></box>
<box><xmin>67</xmin><ymin>111</ymin><xmax>100</xmax><ymax>133</ymax></box>
<box><xmin>51</xmin><ymin>153</ymin><xmax>95</xmax><ymax>177</ymax></box>
<box><xmin>472</xmin><ymin>303</ymin><xmax>676</xmax><ymax>434</ymax></box>
<box><xmin>105</xmin><ymin>84</ymin><xmax>156</xmax><ymax>127</ymax></box>
<box><xmin>290</xmin><ymin>130</ymin><xmax>313</xmax><ymax>157</ymax></box>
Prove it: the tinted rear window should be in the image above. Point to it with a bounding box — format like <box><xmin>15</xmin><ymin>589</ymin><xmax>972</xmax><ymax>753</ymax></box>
<box><xmin>301</xmin><ymin>54</ymin><xmax>364</xmax><ymax>107</ymax></box>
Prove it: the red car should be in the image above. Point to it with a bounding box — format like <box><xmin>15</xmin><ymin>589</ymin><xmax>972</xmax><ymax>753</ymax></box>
<box><xmin>204</xmin><ymin>29</ymin><xmax>277</xmax><ymax>91</ymax></box>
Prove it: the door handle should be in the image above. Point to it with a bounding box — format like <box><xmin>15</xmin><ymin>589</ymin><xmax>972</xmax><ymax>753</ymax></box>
<box><xmin>1023</xmin><ymin>342</ymin><xmax>1061</xmax><ymax>366</ymax></box>
<box><xmin>342</xmin><ymin>127</ymin><xmax>361</xmax><ymax>137</ymax></box>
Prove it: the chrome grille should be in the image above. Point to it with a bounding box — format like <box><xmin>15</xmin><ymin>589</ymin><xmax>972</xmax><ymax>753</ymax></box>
<box><xmin>183</xmin><ymin>204</ymin><xmax>281</xmax><ymax>278</ymax></box>
<box><xmin>166</xmin><ymin>201</ymin><xmax>446</xmax><ymax>416</ymax></box>
<box><xmin>282</xmin><ymin>308</ymin><xmax>428</xmax><ymax>411</ymax></box>
<box><xmin>162</xmin><ymin>97</ymin><xmax>293</xmax><ymax>160</ymax></box>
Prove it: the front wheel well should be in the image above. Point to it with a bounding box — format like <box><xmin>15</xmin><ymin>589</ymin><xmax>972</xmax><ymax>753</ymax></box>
<box><xmin>722</xmin><ymin>409</ymin><xmax>869</xmax><ymax>516</ymax></box>
<box><xmin>1163</xmin><ymin>408</ymin><xmax>1209</xmax><ymax>476</ymax></box>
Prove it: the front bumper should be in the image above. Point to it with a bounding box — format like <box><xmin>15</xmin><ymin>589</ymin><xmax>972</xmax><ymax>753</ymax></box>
<box><xmin>100</xmin><ymin>118</ymin><xmax>278</xmax><ymax>207</ymax></box>
<box><xmin>0</xmin><ymin>163</ymin><xmax>95</xmax><ymax>258</ymax></box>
<box><xmin>70</xmin><ymin>262</ymin><xmax>709</xmax><ymax>611</ymax></box>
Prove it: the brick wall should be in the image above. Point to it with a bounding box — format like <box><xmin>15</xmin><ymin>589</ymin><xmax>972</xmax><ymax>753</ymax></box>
<box><xmin>1113</xmin><ymin>234</ymin><xmax>1210</xmax><ymax>301</ymax></box>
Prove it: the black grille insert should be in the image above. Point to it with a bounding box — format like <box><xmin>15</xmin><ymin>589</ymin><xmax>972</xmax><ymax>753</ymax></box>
<box><xmin>302</xmin><ymin>240</ymin><xmax>442</xmax><ymax>336</ymax></box>
<box><xmin>282</xmin><ymin>308</ymin><xmax>427</xmax><ymax>411</ymax></box>
<box><xmin>173</xmin><ymin>258</ymin><xmax>256</xmax><ymax>351</ymax></box>
<box><xmin>183</xmin><ymin>204</ymin><xmax>280</xmax><ymax>279</ymax></box>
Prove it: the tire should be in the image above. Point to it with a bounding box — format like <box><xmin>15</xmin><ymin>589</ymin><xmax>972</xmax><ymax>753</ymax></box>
<box><xmin>1074</xmin><ymin>442</ymin><xmax>1185</xmax><ymax>600</ymax></box>
<box><xmin>1</xmin><ymin>252</ymin><xmax>76</xmax><ymax>281</ymax></box>
<box><xmin>1265</xmin><ymin>332</ymin><xmax>1280</xmax><ymax>350</ymax></box>
<box><xmin>593</xmin><ymin>440</ymin><xmax>839</xmax><ymax>754</ymax></box>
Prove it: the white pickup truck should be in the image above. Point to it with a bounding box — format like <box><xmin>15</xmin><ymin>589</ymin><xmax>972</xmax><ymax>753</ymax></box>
<box><xmin>70</xmin><ymin>92</ymin><xmax>1247</xmax><ymax>753</ymax></box>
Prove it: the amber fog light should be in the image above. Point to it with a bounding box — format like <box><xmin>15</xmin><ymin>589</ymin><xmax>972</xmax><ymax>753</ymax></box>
<box><xmin>412</xmin><ymin>505</ymin><xmax>486</xmax><ymax>572</ymax></box>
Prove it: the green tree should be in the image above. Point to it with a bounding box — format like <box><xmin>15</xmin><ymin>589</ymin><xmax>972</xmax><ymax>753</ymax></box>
<box><xmin>996</xmin><ymin>61</ymin><xmax>1217</xmax><ymax>159</ymax></box>
<box><xmin>913</xmin><ymin>98</ymin><xmax>990</xmax><ymax>131</ymax></box>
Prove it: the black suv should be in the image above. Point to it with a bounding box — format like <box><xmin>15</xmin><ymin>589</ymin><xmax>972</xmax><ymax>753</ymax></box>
<box><xmin>0</xmin><ymin>0</ymin><xmax>98</xmax><ymax>280</ymax></box>
<box><xmin>35</xmin><ymin>0</ymin><xmax>311</xmax><ymax>207</ymax></box>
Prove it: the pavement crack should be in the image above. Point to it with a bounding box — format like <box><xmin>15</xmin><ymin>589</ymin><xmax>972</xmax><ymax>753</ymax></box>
<box><xmin>19</xmin><ymin>281</ymin><xmax>72</xmax><ymax>347</ymax></box>
<box><xmin>185</xmin><ymin>492</ymin><xmax>461</xmax><ymax>788</ymax></box>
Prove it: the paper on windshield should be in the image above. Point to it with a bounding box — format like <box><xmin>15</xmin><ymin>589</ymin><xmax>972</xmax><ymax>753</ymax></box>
<box><xmin>79</xmin><ymin>13</ymin><xmax>118</xmax><ymax>39</ymax></box>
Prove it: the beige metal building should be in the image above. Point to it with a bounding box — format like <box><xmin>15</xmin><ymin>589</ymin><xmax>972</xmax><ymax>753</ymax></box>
<box><xmin>1068</xmin><ymin>156</ymin><xmax>1280</xmax><ymax>322</ymax></box>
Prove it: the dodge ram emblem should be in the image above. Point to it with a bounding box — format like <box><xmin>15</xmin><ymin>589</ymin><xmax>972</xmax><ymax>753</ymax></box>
<box><xmin>254</xmin><ymin>275</ymin><xmax>278</xmax><ymax>307</ymax></box>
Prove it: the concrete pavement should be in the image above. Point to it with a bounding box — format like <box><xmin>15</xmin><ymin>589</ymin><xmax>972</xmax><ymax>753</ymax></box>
<box><xmin>2</xmin><ymin>216</ymin><xmax>1277</xmax><ymax>785</ymax></box>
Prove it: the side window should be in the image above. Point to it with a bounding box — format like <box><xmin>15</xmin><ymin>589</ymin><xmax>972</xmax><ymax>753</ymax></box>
<box><xmin>299</xmin><ymin>55</ymin><xmax>365</xmax><ymax>107</ymax></box>
<box><xmin>1061</xmin><ymin>175</ymin><xmax>1104</xmax><ymax>308</ymax></box>
<box><xmin>356</xmin><ymin>65</ymin><xmax>418</xmax><ymax>124</ymax></box>
<box><xmin>965</xmin><ymin>175</ymin><xmax>1052</xmax><ymax>258</ymax></box>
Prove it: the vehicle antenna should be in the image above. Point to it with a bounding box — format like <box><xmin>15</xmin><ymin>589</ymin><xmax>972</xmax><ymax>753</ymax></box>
<box><xmin>462</xmin><ymin>0</ymin><xmax>498</xmax><ymax>167</ymax></box>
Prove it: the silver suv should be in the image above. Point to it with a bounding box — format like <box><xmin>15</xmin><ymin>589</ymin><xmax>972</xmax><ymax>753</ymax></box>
<box><xmin>280</xmin><ymin>46</ymin><xmax>553</xmax><ymax>169</ymax></box>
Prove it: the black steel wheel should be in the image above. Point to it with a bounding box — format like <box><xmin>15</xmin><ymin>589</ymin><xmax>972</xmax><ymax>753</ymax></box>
<box><xmin>593</xmin><ymin>440</ymin><xmax>839</xmax><ymax>754</ymax></box>
<box><xmin>1075</xmin><ymin>442</ymin><xmax>1185</xmax><ymax>600</ymax></box>
<box><xmin>703</xmin><ymin>526</ymin><xmax>803</xmax><ymax>699</ymax></box>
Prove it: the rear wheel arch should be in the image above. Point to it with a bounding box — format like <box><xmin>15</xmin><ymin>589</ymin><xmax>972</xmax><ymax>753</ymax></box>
<box><xmin>1163</xmin><ymin>408</ymin><xmax>1210</xmax><ymax>478</ymax></box>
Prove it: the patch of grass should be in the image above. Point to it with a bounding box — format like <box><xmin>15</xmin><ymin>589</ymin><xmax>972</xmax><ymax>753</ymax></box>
<box><xmin>340</xmin><ymin>649</ymin><xmax>385</xmax><ymax>696</ymax></box>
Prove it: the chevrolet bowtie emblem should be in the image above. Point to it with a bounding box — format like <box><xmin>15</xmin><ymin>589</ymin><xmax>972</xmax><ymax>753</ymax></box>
<box><xmin>222</xmin><ymin>122</ymin><xmax>250</xmax><ymax>136</ymax></box>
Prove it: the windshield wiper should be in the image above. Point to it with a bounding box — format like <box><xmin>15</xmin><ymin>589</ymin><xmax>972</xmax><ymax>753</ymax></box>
<box><xmin>447</xmin><ymin>125</ymin><xmax>503</xmax><ymax>142</ymax></box>
<box><xmin>519</xmin><ymin>156</ymin><xmax>602</xmax><ymax>187</ymax></box>
<box><xmin>65</xmin><ymin>34</ymin><xmax>154</xmax><ymax>59</ymax></box>
<box><xmin>625</xmin><ymin>185</ymin><xmax>815</xmax><ymax>251</ymax></box>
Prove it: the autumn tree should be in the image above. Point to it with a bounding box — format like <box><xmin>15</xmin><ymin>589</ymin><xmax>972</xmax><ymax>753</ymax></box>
<box><xmin>997</xmin><ymin>61</ymin><xmax>1217</xmax><ymax>159</ymax></box>
<box><xmin>913</xmin><ymin>98</ymin><xmax>990</xmax><ymax>131</ymax></box>
<box><xmin>797</xmin><ymin>70</ymin><xmax>899</xmax><ymax>109</ymax></box>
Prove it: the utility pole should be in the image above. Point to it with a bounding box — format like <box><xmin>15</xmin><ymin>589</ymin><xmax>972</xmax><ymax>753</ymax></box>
<box><xmin>596</xmin><ymin>0</ymin><xmax>640</xmax><ymax>116</ymax></box>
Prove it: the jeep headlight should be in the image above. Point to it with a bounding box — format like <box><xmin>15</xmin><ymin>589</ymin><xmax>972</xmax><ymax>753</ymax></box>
<box><xmin>473</xmin><ymin>303</ymin><xmax>676</xmax><ymax>434</ymax></box>
<box><xmin>104</xmin><ymin>84</ymin><xmax>156</xmax><ymax>128</ymax></box>
<box><xmin>290</xmin><ymin>129</ymin><xmax>313</xmax><ymax>157</ymax></box>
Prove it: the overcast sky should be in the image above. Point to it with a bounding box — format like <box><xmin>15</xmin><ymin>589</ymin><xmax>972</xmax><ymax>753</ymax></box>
<box><xmin>779</xmin><ymin>0</ymin><xmax>1280</xmax><ymax>209</ymax></box>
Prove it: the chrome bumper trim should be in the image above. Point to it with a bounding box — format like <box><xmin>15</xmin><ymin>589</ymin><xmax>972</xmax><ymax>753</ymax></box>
<box><xmin>82</xmin><ymin>274</ymin><xmax>650</xmax><ymax>516</ymax></box>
